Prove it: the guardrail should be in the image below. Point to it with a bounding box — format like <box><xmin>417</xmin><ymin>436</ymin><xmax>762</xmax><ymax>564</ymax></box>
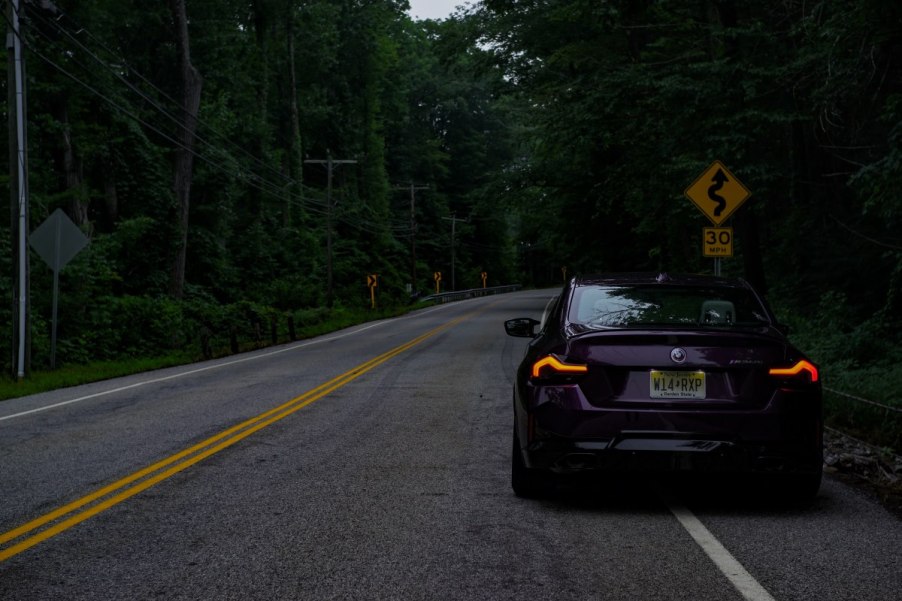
<box><xmin>419</xmin><ymin>284</ymin><xmax>522</xmax><ymax>304</ymax></box>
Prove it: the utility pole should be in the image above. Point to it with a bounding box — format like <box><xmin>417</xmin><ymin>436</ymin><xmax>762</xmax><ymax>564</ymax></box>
<box><xmin>442</xmin><ymin>213</ymin><xmax>466</xmax><ymax>291</ymax></box>
<box><xmin>8</xmin><ymin>0</ymin><xmax>29</xmax><ymax>379</ymax></box>
<box><xmin>393</xmin><ymin>182</ymin><xmax>428</xmax><ymax>293</ymax></box>
<box><xmin>305</xmin><ymin>151</ymin><xmax>356</xmax><ymax>308</ymax></box>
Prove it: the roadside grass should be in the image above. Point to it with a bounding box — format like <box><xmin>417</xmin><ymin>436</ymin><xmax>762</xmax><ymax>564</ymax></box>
<box><xmin>0</xmin><ymin>354</ymin><xmax>194</xmax><ymax>401</ymax></box>
<box><xmin>0</xmin><ymin>303</ymin><xmax>429</xmax><ymax>403</ymax></box>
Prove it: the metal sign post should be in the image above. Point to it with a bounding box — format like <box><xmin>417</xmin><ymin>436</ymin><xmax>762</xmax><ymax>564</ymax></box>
<box><xmin>703</xmin><ymin>227</ymin><xmax>733</xmax><ymax>276</ymax></box>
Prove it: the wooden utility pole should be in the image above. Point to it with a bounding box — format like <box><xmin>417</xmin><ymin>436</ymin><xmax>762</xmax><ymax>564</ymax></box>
<box><xmin>8</xmin><ymin>0</ymin><xmax>29</xmax><ymax>378</ymax></box>
<box><xmin>305</xmin><ymin>152</ymin><xmax>356</xmax><ymax>307</ymax></box>
<box><xmin>393</xmin><ymin>182</ymin><xmax>428</xmax><ymax>292</ymax></box>
<box><xmin>442</xmin><ymin>213</ymin><xmax>466</xmax><ymax>291</ymax></box>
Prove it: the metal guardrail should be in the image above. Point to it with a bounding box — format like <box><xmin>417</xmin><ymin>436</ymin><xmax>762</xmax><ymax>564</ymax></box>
<box><xmin>418</xmin><ymin>284</ymin><xmax>522</xmax><ymax>304</ymax></box>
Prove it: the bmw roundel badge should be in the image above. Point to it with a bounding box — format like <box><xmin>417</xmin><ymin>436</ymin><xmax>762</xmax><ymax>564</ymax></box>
<box><xmin>670</xmin><ymin>348</ymin><xmax>687</xmax><ymax>364</ymax></box>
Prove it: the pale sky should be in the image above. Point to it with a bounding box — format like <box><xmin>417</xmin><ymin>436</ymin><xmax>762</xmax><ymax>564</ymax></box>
<box><xmin>407</xmin><ymin>0</ymin><xmax>474</xmax><ymax>21</ymax></box>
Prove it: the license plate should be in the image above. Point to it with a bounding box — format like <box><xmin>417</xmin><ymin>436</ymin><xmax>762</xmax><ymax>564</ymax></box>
<box><xmin>649</xmin><ymin>370</ymin><xmax>706</xmax><ymax>399</ymax></box>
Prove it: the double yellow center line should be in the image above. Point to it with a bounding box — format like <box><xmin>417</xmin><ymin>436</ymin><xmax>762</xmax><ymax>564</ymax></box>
<box><xmin>0</xmin><ymin>311</ymin><xmax>474</xmax><ymax>562</ymax></box>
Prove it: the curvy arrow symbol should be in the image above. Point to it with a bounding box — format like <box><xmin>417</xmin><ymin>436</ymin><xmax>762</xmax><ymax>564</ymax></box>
<box><xmin>707</xmin><ymin>169</ymin><xmax>729</xmax><ymax>217</ymax></box>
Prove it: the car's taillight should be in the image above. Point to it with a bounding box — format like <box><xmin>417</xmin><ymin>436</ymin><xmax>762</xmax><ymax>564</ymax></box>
<box><xmin>769</xmin><ymin>360</ymin><xmax>819</xmax><ymax>383</ymax></box>
<box><xmin>531</xmin><ymin>355</ymin><xmax>588</xmax><ymax>379</ymax></box>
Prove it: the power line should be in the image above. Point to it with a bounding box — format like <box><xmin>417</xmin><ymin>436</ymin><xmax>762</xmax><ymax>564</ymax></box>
<box><xmin>27</xmin><ymin>6</ymin><xmax>305</xmax><ymax>193</ymax></box>
<box><xmin>6</xmin><ymin>3</ymin><xmax>426</xmax><ymax>249</ymax></box>
<box><xmin>24</xmin><ymin>13</ymin><xmax>307</xmax><ymax>206</ymax></box>
<box><xmin>25</xmin><ymin>8</ymin><xmax>414</xmax><ymax>241</ymax></box>
<box><xmin>6</xmin><ymin>18</ymin><xmax>355</xmax><ymax>232</ymax></box>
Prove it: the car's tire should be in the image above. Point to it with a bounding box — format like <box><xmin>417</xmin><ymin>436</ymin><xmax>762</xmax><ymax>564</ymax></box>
<box><xmin>511</xmin><ymin>430</ymin><xmax>547</xmax><ymax>498</ymax></box>
<box><xmin>785</xmin><ymin>470</ymin><xmax>822</xmax><ymax>506</ymax></box>
<box><xmin>761</xmin><ymin>470</ymin><xmax>822</xmax><ymax>507</ymax></box>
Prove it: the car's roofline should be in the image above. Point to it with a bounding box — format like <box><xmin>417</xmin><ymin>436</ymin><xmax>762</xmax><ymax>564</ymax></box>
<box><xmin>570</xmin><ymin>272</ymin><xmax>751</xmax><ymax>289</ymax></box>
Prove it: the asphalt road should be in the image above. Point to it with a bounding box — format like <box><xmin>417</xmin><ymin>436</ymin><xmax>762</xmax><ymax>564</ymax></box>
<box><xmin>0</xmin><ymin>290</ymin><xmax>899</xmax><ymax>600</ymax></box>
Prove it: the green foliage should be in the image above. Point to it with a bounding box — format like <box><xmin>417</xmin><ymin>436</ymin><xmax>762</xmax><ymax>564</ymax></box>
<box><xmin>1</xmin><ymin>0</ymin><xmax>519</xmax><ymax>378</ymax></box>
<box><xmin>473</xmin><ymin>0</ymin><xmax>902</xmax><ymax>447</ymax></box>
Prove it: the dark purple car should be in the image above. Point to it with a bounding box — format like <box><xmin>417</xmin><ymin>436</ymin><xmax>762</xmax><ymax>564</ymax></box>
<box><xmin>505</xmin><ymin>273</ymin><xmax>822</xmax><ymax>501</ymax></box>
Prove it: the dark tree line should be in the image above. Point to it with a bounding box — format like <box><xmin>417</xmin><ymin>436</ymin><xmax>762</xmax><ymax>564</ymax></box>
<box><xmin>2</xmin><ymin>0</ymin><xmax>514</xmax><ymax>371</ymax></box>
<box><xmin>474</xmin><ymin>0</ymin><xmax>902</xmax><ymax>399</ymax></box>
<box><xmin>2</xmin><ymin>0</ymin><xmax>901</xmax><ymax>397</ymax></box>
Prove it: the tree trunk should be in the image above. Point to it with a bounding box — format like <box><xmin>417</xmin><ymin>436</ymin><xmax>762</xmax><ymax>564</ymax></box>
<box><xmin>168</xmin><ymin>0</ymin><xmax>203</xmax><ymax>299</ymax></box>
<box><xmin>251</xmin><ymin>0</ymin><xmax>270</xmax><ymax>217</ymax></box>
<box><xmin>103</xmin><ymin>166</ymin><xmax>119</xmax><ymax>225</ymax></box>
<box><xmin>286</xmin><ymin>12</ymin><xmax>303</xmax><ymax>227</ymax></box>
<box><xmin>59</xmin><ymin>102</ymin><xmax>89</xmax><ymax>228</ymax></box>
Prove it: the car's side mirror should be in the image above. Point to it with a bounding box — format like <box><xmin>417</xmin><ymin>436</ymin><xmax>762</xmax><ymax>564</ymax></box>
<box><xmin>775</xmin><ymin>323</ymin><xmax>791</xmax><ymax>336</ymax></box>
<box><xmin>505</xmin><ymin>317</ymin><xmax>540</xmax><ymax>338</ymax></box>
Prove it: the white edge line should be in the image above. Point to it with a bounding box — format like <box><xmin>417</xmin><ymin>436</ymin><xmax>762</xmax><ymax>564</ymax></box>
<box><xmin>669</xmin><ymin>502</ymin><xmax>777</xmax><ymax>601</ymax></box>
<box><xmin>0</xmin><ymin>302</ymin><xmax>464</xmax><ymax>423</ymax></box>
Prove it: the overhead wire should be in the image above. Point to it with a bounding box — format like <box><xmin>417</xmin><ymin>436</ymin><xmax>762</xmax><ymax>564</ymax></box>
<box><xmin>29</xmin><ymin>6</ymin><xmax>304</xmax><ymax>193</ymax></box>
<box><xmin>24</xmin><ymin>38</ymin><xmax>328</xmax><ymax>220</ymax></box>
<box><xmin>25</xmin><ymin>9</ymin><xmax>310</xmax><ymax>206</ymax></box>
<box><xmin>4</xmin><ymin>4</ymin><xmax>422</xmax><ymax>241</ymax></box>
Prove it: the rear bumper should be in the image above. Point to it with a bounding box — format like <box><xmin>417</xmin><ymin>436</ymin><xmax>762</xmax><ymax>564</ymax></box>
<box><xmin>523</xmin><ymin>434</ymin><xmax>822</xmax><ymax>475</ymax></box>
<box><xmin>515</xmin><ymin>386</ymin><xmax>823</xmax><ymax>476</ymax></box>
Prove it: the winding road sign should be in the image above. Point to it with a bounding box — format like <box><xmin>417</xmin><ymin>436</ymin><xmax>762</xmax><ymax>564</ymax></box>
<box><xmin>684</xmin><ymin>161</ymin><xmax>751</xmax><ymax>226</ymax></box>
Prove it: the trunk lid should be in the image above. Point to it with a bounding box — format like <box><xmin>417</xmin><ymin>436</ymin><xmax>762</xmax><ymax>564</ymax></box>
<box><xmin>563</xmin><ymin>329</ymin><xmax>787</xmax><ymax>409</ymax></box>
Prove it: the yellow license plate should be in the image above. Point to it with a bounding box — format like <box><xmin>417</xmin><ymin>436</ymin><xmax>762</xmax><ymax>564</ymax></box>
<box><xmin>649</xmin><ymin>370</ymin><xmax>706</xmax><ymax>399</ymax></box>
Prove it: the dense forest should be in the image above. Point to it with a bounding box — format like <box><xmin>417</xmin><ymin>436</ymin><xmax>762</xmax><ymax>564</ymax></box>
<box><xmin>2</xmin><ymin>0</ymin><xmax>901</xmax><ymax>418</ymax></box>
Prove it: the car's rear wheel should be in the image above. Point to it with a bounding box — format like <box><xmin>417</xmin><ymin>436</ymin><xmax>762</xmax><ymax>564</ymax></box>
<box><xmin>511</xmin><ymin>430</ymin><xmax>548</xmax><ymax>498</ymax></box>
<box><xmin>780</xmin><ymin>470</ymin><xmax>822</xmax><ymax>506</ymax></box>
<box><xmin>757</xmin><ymin>469</ymin><xmax>822</xmax><ymax>507</ymax></box>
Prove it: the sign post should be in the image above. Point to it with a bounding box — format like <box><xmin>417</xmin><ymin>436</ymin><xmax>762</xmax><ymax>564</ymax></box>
<box><xmin>480</xmin><ymin>271</ymin><xmax>487</xmax><ymax>289</ymax></box>
<box><xmin>433</xmin><ymin>271</ymin><xmax>441</xmax><ymax>295</ymax></box>
<box><xmin>684</xmin><ymin>161</ymin><xmax>750</xmax><ymax>275</ymax></box>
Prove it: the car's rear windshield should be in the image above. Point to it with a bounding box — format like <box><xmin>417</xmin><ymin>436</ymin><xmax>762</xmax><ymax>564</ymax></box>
<box><xmin>567</xmin><ymin>284</ymin><xmax>771</xmax><ymax>329</ymax></box>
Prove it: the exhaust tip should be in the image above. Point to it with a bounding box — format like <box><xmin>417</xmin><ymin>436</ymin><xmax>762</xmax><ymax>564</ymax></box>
<box><xmin>556</xmin><ymin>453</ymin><xmax>599</xmax><ymax>471</ymax></box>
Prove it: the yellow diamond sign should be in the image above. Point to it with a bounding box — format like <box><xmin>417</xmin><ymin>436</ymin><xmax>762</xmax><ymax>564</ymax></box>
<box><xmin>684</xmin><ymin>161</ymin><xmax>751</xmax><ymax>226</ymax></box>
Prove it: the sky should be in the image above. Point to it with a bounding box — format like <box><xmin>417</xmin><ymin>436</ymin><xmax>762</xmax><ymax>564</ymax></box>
<box><xmin>407</xmin><ymin>0</ymin><xmax>472</xmax><ymax>21</ymax></box>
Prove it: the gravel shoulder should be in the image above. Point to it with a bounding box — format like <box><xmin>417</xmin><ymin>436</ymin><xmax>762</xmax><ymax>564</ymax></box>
<box><xmin>824</xmin><ymin>429</ymin><xmax>902</xmax><ymax>518</ymax></box>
